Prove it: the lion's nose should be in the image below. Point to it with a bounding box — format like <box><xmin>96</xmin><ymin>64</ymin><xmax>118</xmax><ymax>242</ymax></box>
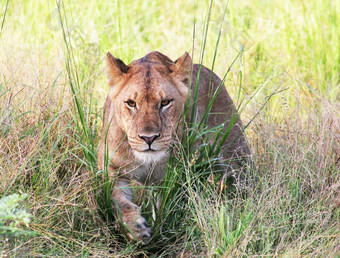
<box><xmin>138</xmin><ymin>134</ymin><xmax>160</xmax><ymax>146</ymax></box>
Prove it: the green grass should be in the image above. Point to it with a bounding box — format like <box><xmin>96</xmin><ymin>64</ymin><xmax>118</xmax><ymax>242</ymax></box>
<box><xmin>0</xmin><ymin>0</ymin><xmax>339</xmax><ymax>256</ymax></box>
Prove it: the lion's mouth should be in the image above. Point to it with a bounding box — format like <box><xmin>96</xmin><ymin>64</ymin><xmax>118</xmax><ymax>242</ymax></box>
<box><xmin>132</xmin><ymin>148</ymin><xmax>168</xmax><ymax>164</ymax></box>
<box><xmin>143</xmin><ymin>149</ymin><xmax>156</xmax><ymax>152</ymax></box>
<box><xmin>132</xmin><ymin>147</ymin><xmax>159</xmax><ymax>153</ymax></box>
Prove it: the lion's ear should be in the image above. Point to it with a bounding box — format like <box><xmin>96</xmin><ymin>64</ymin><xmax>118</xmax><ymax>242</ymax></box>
<box><xmin>106</xmin><ymin>52</ymin><xmax>129</xmax><ymax>86</ymax></box>
<box><xmin>170</xmin><ymin>52</ymin><xmax>192</xmax><ymax>86</ymax></box>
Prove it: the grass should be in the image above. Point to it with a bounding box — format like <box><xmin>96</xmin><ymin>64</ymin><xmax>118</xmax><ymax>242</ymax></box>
<box><xmin>0</xmin><ymin>0</ymin><xmax>339</xmax><ymax>256</ymax></box>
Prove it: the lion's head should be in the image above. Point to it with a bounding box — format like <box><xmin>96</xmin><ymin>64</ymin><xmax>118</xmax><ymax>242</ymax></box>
<box><xmin>106</xmin><ymin>51</ymin><xmax>192</xmax><ymax>164</ymax></box>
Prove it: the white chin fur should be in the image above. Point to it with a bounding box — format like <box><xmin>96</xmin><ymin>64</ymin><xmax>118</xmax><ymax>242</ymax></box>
<box><xmin>132</xmin><ymin>149</ymin><xmax>168</xmax><ymax>164</ymax></box>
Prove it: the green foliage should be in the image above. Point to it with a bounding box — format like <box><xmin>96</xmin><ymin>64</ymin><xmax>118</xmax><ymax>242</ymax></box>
<box><xmin>0</xmin><ymin>193</ymin><xmax>34</xmax><ymax>236</ymax></box>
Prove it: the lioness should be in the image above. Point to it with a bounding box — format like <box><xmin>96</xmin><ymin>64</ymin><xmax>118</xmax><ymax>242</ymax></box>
<box><xmin>98</xmin><ymin>51</ymin><xmax>250</xmax><ymax>242</ymax></box>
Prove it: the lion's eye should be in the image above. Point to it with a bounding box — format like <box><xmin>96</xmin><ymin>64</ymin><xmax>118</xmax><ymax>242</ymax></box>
<box><xmin>161</xmin><ymin>99</ymin><xmax>171</xmax><ymax>107</ymax></box>
<box><xmin>125</xmin><ymin>99</ymin><xmax>136</xmax><ymax>108</ymax></box>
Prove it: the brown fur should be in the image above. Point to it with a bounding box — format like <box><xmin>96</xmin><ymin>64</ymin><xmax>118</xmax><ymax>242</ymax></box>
<box><xmin>98</xmin><ymin>51</ymin><xmax>250</xmax><ymax>242</ymax></box>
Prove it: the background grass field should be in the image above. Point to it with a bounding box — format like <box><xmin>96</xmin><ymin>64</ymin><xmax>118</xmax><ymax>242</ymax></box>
<box><xmin>0</xmin><ymin>0</ymin><xmax>339</xmax><ymax>256</ymax></box>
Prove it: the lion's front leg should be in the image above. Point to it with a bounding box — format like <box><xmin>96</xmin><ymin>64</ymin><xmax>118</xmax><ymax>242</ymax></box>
<box><xmin>112</xmin><ymin>179</ymin><xmax>151</xmax><ymax>243</ymax></box>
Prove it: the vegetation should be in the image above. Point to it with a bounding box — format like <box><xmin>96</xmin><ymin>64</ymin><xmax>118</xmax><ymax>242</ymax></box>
<box><xmin>0</xmin><ymin>0</ymin><xmax>338</xmax><ymax>256</ymax></box>
<box><xmin>0</xmin><ymin>193</ymin><xmax>34</xmax><ymax>236</ymax></box>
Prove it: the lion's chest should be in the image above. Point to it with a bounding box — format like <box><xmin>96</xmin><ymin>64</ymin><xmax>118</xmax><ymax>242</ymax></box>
<box><xmin>120</xmin><ymin>162</ymin><xmax>166</xmax><ymax>185</ymax></box>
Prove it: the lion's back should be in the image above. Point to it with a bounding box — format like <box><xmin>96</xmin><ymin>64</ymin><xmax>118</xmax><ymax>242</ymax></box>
<box><xmin>190</xmin><ymin>64</ymin><xmax>251</xmax><ymax>166</ymax></box>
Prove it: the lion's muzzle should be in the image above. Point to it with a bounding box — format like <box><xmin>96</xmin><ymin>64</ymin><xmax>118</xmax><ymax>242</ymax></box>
<box><xmin>138</xmin><ymin>134</ymin><xmax>160</xmax><ymax>149</ymax></box>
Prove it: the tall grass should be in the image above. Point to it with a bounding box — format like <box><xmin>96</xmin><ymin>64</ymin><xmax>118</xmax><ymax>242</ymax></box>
<box><xmin>0</xmin><ymin>0</ymin><xmax>339</xmax><ymax>256</ymax></box>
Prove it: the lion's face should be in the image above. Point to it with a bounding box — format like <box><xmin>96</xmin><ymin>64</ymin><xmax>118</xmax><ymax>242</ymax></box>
<box><xmin>106</xmin><ymin>51</ymin><xmax>192</xmax><ymax>163</ymax></box>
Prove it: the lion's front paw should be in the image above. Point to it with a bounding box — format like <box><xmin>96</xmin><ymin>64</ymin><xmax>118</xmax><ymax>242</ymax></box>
<box><xmin>125</xmin><ymin>215</ymin><xmax>151</xmax><ymax>243</ymax></box>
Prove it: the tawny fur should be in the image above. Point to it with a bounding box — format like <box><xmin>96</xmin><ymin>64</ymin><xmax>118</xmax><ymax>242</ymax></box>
<box><xmin>98</xmin><ymin>51</ymin><xmax>250</xmax><ymax>242</ymax></box>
